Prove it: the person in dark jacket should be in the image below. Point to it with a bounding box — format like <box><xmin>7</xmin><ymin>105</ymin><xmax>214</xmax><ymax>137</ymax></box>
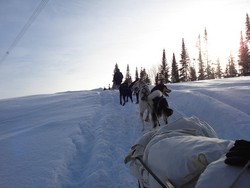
<box><xmin>113</xmin><ymin>69</ymin><xmax>123</xmax><ymax>89</ymax></box>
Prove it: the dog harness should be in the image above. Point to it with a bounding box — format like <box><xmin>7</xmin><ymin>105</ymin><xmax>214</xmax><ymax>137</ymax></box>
<box><xmin>141</xmin><ymin>85</ymin><xmax>150</xmax><ymax>101</ymax></box>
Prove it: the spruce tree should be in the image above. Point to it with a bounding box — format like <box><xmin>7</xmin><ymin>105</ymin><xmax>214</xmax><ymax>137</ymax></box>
<box><xmin>145</xmin><ymin>74</ymin><xmax>151</xmax><ymax>84</ymax></box>
<box><xmin>112</xmin><ymin>63</ymin><xmax>120</xmax><ymax>89</ymax></box>
<box><xmin>197</xmin><ymin>34</ymin><xmax>205</xmax><ymax>80</ymax></box>
<box><xmin>189</xmin><ymin>67</ymin><xmax>197</xmax><ymax>81</ymax></box>
<box><xmin>203</xmin><ymin>28</ymin><xmax>213</xmax><ymax>79</ymax></box>
<box><xmin>230</xmin><ymin>54</ymin><xmax>238</xmax><ymax>77</ymax></box>
<box><xmin>159</xmin><ymin>49</ymin><xmax>170</xmax><ymax>83</ymax></box>
<box><xmin>225</xmin><ymin>53</ymin><xmax>237</xmax><ymax>77</ymax></box>
<box><xmin>140</xmin><ymin>68</ymin><xmax>151</xmax><ymax>84</ymax></box>
<box><xmin>179</xmin><ymin>38</ymin><xmax>190</xmax><ymax>82</ymax></box>
<box><xmin>113</xmin><ymin>63</ymin><xmax>119</xmax><ymax>74</ymax></box>
<box><xmin>189</xmin><ymin>59</ymin><xmax>197</xmax><ymax>81</ymax></box>
<box><xmin>112</xmin><ymin>63</ymin><xmax>120</xmax><ymax>82</ymax></box>
<box><xmin>140</xmin><ymin>67</ymin><xmax>147</xmax><ymax>80</ymax></box>
<box><xmin>171</xmin><ymin>53</ymin><xmax>180</xmax><ymax>83</ymax></box>
<box><xmin>246</xmin><ymin>13</ymin><xmax>250</xmax><ymax>45</ymax></box>
<box><xmin>238</xmin><ymin>31</ymin><xmax>250</xmax><ymax>76</ymax></box>
<box><xmin>215</xmin><ymin>58</ymin><xmax>223</xmax><ymax>79</ymax></box>
<box><xmin>224</xmin><ymin>65</ymin><xmax>229</xmax><ymax>77</ymax></box>
<box><xmin>125</xmin><ymin>64</ymin><xmax>132</xmax><ymax>84</ymax></box>
<box><xmin>155</xmin><ymin>73</ymin><xmax>159</xmax><ymax>85</ymax></box>
<box><xmin>135</xmin><ymin>67</ymin><xmax>139</xmax><ymax>80</ymax></box>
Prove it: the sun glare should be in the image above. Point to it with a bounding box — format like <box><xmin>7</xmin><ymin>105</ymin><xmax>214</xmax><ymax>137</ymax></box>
<box><xmin>175</xmin><ymin>0</ymin><xmax>245</xmax><ymax>69</ymax></box>
<box><xmin>205</xmin><ymin>14</ymin><xmax>243</xmax><ymax>68</ymax></box>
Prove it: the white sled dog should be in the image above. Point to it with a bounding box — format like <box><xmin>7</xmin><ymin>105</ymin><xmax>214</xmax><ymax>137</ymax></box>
<box><xmin>133</xmin><ymin>80</ymin><xmax>152</xmax><ymax>130</ymax></box>
<box><xmin>133</xmin><ymin>80</ymin><xmax>173</xmax><ymax>130</ymax></box>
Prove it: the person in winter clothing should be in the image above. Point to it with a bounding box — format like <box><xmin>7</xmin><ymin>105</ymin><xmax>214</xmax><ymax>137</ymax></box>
<box><xmin>113</xmin><ymin>69</ymin><xmax>123</xmax><ymax>89</ymax></box>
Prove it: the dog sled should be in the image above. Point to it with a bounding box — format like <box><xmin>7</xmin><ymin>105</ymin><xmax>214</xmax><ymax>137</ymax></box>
<box><xmin>124</xmin><ymin>116</ymin><xmax>250</xmax><ymax>188</ymax></box>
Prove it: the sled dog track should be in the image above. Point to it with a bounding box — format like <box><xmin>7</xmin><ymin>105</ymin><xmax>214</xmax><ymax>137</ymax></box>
<box><xmin>62</xmin><ymin>119</ymin><xmax>95</xmax><ymax>186</ymax></box>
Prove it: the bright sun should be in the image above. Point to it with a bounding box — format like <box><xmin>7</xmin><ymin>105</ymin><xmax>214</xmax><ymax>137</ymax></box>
<box><xmin>179</xmin><ymin>0</ymin><xmax>245</xmax><ymax>69</ymax></box>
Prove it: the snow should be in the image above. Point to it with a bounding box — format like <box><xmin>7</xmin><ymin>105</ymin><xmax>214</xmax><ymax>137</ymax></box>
<box><xmin>0</xmin><ymin>77</ymin><xmax>250</xmax><ymax>188</ymax></box>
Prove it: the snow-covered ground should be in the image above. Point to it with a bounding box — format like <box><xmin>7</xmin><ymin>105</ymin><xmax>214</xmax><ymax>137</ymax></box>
<box><xmin>0</xmin><ymin>77</ymin><xmax>250</xmax><ymax>188</ymax></box>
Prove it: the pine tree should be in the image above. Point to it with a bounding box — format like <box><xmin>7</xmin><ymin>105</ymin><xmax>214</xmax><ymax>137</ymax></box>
<box><xmin>238</xmin><ymin>31</ymin><xmax>250</xmax><ymax>76</ymax></box>
<box><xmin>159</xmin><ymin>49</ymin><xmax>170</xmax><ymax>83</ymax></box>
<box><xmin>145</xmin><ymin>74</ymin><xmax>151</xmax><ymax>84</ymax></box>
<box><xmin>140</xmin><ymin>67</ymin><xmax>145</xmax><ymax>79</ymax></box>
<box><xmin>179</xmin><ymin>38</ymin><xmax>190</xmax><ymax>82</ymax></box>
<box><xmin>112</xmin><ymin>63</ymin><xmax>119</xmax><ymax>82</ymax></box>
<box><xmin>155</xmin><ymin>73</ymin><xmax>159</xmax><ymax>85</ymax></box>
<box><xmin>171</xmin><ymin>53</ymin><xmax>180</xmax><ymax>83</ymax></box>
<box><xmin>189</xmin><ymin>67</ymin><xmax>197</xmax><ymax>81</ymax></box>
<box><xmin>212</xmin><ymin>67</ymin><xmax>216</xmax><ymax>79</ymax></box>
<box><xmin>189</xmin><ymin>59</ymin><xmax>197</xmax><ymax>81</ymax></box>
<box><xmin>135</xmin><ymin>67</ymin><xmax>139</xmax><ymax>80</ymax></box>
<box><xmin>197</xmin><ymin>34</ymin><xmax>205</xmax><ymax>80</ymax></box>
<box><xmin>225</xmin><ymin>53</ymin><xmax>237</xmax><ymax>77</ymax></box>
<box><xmin>246</xmin><ymin>13</ymin><xmax>250</xmax><ymax>45</ymax></box>
<box><xmin>113</xmin><ymin>63</ymin><xmax>119</xmax><ymax>74</ymax></box>
<box><xmin>230</xmin><ymin>55</ymin><xmax>238</xmax><ymax>77</ymax></box>
<box><xmin>215</xmin><ymin>58</ymin><xmax>223</xmax><ymax>79</ymax></box>
<box><xmin>140</xmin><ymin>68</ymin><xmax>151</xmax><ymax>84</ymax></box>
<box><xmin>203</xmin><ymin>28</ymin><xmax>213</xmax><ymax>79</ymax></box>
<box><xmin>112</xmin><ymin>63</ymin><xmax>121</xmax><ymax>89</ymax></box>
<box><xmin>125</xmin><ymin>64</ymin><xmax>132</xmax><ymax>84</ymax></box>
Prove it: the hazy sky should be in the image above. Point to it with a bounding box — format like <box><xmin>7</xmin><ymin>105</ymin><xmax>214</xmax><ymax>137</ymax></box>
<box><xmin>0</xmin><ymin>0</ymin><xmax>249</xmax><ymax>99</ymax></box>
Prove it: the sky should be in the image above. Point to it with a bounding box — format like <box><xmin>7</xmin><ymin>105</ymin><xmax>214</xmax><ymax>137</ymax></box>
<box><xmin>0</xmin><ymin>0</ymin><xmax>249</xmax><ymax>99</ymax></box>
<box><xmin>0</xmin><ymin>77</ymin><xmax>249</xmax><ymax>187</ymax></box>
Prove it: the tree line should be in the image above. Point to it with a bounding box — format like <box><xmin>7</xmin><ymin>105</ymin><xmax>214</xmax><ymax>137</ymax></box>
<box><xmin>112</xmin><ymin>13</ymin><xmax>250</xmax><ymax>85</ymax></box>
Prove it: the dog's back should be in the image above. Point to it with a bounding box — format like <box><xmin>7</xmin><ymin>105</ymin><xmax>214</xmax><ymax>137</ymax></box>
<box><xmin>151</xmin><ymin>96</ymin><xmax>173</xmax><ymax>127</ymax></box>
<box><xmin>120</xmin><ymin>84</ymin><xmax>132</xmax><ymax>96</ymax></box>
<box><xmin>119</xmin><ymin>83</ymin><xmax>133</xmax><ymax>105</ymax></box>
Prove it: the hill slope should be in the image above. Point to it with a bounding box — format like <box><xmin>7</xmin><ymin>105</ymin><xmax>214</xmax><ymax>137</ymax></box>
<box><xmin>0</xmin><ymin>77</ymin><xmax>250</xmax><ymax>187</ymax></box>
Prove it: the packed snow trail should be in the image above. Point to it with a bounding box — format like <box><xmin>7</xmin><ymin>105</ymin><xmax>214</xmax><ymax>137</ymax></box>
<box><xmin>0</xmin><ymin>90</ymin><xmax>140</xmax><ymax>188</ymax></box>
<box><xmin>60</xmin><ymin>90</ymin><xmax>141</xmax><ymax>187</ymax></box>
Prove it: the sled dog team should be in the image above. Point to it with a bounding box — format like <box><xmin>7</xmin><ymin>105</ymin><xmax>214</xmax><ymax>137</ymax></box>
<box><xmin>119</xmin><ymin>79</ymin><xmax>173</xmax><ymax>131</ymax></box>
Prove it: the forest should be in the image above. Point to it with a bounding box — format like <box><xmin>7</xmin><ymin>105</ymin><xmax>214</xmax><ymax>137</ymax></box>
<box><xmin>112</xmin><ymin>13</ymin><xmax>250</xmax><ymax>86</ymax></box>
